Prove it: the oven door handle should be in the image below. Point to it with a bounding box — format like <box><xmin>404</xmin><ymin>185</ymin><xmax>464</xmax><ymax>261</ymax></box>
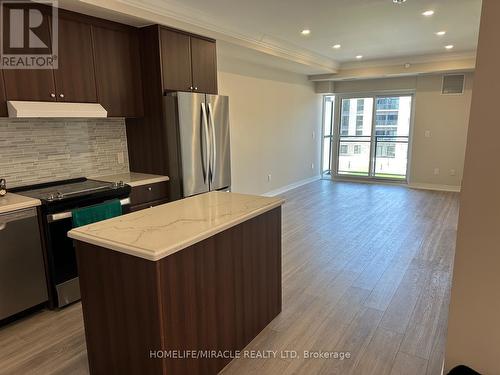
<box><xmin>47</xmin><ymin>198</ymin><xmax>131</xmax><ymax>223</ymax></box>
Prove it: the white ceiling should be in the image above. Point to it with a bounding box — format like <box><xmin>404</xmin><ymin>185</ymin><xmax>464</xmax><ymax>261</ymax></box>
<box><xmin>59</xmin><ymin>0</ymin><xmax>482</xmax><ymax>74</ymax></box>
<box><xmin>139</xmin><ymin>0</ymin><xmax>481</xmax><ymax>62</ymax></box>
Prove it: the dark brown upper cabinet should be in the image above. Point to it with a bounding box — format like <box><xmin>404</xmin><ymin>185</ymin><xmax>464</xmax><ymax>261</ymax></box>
<box><xmin>160</xmin><ymin>28</ymin><xmax>192</xmax><ymax>92</ymax></box>
<box><xmin>190</xmin><ymin>36</ymin><xmax>218</xmax><ymax>94</ymax></box>
<box><xmin>54</xmin><ymin>17</ymin><xmax>97</xmax><ymax>103</ymax></box>
<box><xmin>2</xmin><ymin>6</ymin><xmax>57</xmax><ymax>102</ymax></box>
<box><xmin>160</xmin><ymin>27</ymin><xmax>218</xmax><ymax>94</ymax></box>
<box><xmin>0</xmin><ymin>73</ymin><xmax>7</xmax><ymax>117</ymax></box>
<box><xmin>0</xmin><ymin>5</ymin><xmax>143</xmax><ymax>118</ymax></box>
<box><xmin>92</xmin><ymin>25</ymin><xmax>144</xmax><ymax>117</ymax></box>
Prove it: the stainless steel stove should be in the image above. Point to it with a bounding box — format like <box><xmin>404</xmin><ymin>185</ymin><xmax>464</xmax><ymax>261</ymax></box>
<box><xmin>16</xmin><ymin>178</ymin><xmax>127</xmax><ymax>205</ymax></box>
<box><xmin>12</xmin><ymin>178</ymin><xmax>131</xmax><ymax>308</ymax></box>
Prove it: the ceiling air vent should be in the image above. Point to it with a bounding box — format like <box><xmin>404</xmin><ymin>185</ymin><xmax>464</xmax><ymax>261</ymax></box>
<box><xmin>442</xmin><ymin>74</ymin><xmax>465</xmax><ymax>95</ymax></box>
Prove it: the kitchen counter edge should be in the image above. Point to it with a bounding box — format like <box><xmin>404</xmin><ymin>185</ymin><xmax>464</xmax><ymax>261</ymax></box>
<box><xmin>0</xmin><ymin>193</ymin><xmax>41</xmax><ymax>214</ymax></box>
<box><xmin>68</xmin><ymin>193</ymin><xmax>284</xmax><ymax>262</ymax></box>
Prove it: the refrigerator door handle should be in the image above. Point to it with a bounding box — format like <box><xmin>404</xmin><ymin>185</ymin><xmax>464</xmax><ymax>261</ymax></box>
<box><xmin>201</xmin><ymin>102</ymin><xmax>210</xmax><ymax>185</ymax></box>
<box><xmin>208</xmin><ymin>103</ymin><xmax>217</xmax><ymax>184</ymax></box>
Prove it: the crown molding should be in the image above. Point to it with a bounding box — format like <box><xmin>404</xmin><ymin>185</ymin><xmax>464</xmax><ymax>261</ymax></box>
<box><xmin>62</xmin><ymin>0</ymin><xmax>338</xmax><ymax>74</ymax></box>
<box><xmin>309</xmin><ymin>56</ymin><xmax>476</xmax><ymax>82</ymax></box>
<box><xmin>339</xmin><ymin>51</ymin><xmax>477</xmax><ymax>70</ymax></box>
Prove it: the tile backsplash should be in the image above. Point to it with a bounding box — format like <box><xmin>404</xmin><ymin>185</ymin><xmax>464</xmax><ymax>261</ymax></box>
<box><xmin>0</xmin><ymin>118</ymin><xmax>130</xmax><ymax>188</ymax></box>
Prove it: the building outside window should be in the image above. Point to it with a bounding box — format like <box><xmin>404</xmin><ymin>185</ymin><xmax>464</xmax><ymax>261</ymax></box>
<box><xmin>356</xmin><ymin>100</ymin><xmax>364</xmax><ymax>113</ymax></box>
<box><xmin>356</xmin><ymin>116</ymin><xmax>363</xmax><ymax>136</ymax></box>
<box><xmin>340</xmin><ymin>100</ymin><xmax>350</xmax><ymax>135</ymax></box>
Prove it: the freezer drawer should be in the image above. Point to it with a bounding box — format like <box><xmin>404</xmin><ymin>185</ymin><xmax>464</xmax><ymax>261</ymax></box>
<box><xmin>0</xmin><ymin>208</ymin><xmax>48</xmax><ymax>320</ymax></box>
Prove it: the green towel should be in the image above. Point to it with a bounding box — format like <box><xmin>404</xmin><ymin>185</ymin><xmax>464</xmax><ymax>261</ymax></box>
<box><xmin>72</xmin><ymin>199</ymin><xmax>122</xmax><ymax>228</ymax></box>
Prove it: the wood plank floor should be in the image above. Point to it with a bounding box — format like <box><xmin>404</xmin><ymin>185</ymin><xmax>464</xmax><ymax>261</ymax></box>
<box><xmin>0</xmin><ymin>180</ymin><xmax>459</xmax><ymax>375</ymax></box>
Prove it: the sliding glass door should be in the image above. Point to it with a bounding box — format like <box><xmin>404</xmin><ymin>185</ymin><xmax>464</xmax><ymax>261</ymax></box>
<box><xmin>373</xmin><ymin>96</ymin><xmax>412</xmax><ymax>179</ymax></box>
<box><xmin>337</xmin><ymin>97</ymin><xmax>374</xmax><ymax>177</ymax></box>
<box><xmin>328</xmin><ymin>94</ymin><xmax>413</xmax><ymax>181</ymax></box>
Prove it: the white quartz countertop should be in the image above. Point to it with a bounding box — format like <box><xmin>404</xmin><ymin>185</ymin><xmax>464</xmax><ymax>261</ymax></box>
<box><xmin>68</xmin><ymin>191</ymin><xmax>284</xmax><ymax>261</ymax></box>
<box><xmin>0</xmin><ymin>193</ymin><xmax>41</xmax><ymax>214</ymax></box>
<box><xmin>91</xmin><ymin>172</ymin><xmax>169</xmax><ymax>187</ymax></box>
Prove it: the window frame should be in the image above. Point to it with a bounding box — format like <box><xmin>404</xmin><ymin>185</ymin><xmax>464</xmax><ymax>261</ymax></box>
<box><xmin>323</xmin><ymin>90</ymin><xmax>416</xmax><ymax>183</ymax></box>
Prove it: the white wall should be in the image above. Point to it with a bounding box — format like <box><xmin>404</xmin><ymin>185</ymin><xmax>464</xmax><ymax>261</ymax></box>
<box><xmin>318</xmin><ymin>74</ymin><xmax>474</xmax><ymax>191</ymax></box>
<box><xmin>411</xmin><ymin>74</ymin><xmax>473</xmax><ymax>190</ymax></box>
<box><xmin>218</xmin><ymin>56</ymin><xmax>322</xmax><ymax>195</ymax></box>
<box><xmin>445</xmin><ymin>2</ymin><xmax>500</xmax><ymax>372</ymax></box>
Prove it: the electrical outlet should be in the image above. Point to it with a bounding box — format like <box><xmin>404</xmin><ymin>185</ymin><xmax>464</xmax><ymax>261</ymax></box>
<box><xmin>267</xmin><ymin>174</ymin><xmax>272</xmax><ymax>182</ymax></box>
<box><xmin>117</xmin><ymin>152</ymin><xmax>124</xmax><ymax>164</ymax></box>
<box><xmin>425</xmin><ymin>130</ymin><xmax>431</xmax><ymax>138</ymax></box>
<box><xmin>433</xmin><ymin>168</ymin><xmax>440</xmax><ymax>176</ymax></box>
<box><xmin>450</xmin><ymin>169</ymin><xmax>456</xmax><ymax>176</ymax></box>
<box><xmin>311</xmin><ymin>163</ymin><xmax>315</xmax><ymax>169</ymax></box>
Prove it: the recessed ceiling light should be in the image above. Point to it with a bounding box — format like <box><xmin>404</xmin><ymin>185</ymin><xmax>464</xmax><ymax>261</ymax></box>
<box><xmin>356</xmin><ymin>55</ymin><xmax>363</xmax><ymax>59</ymax></box>
<box><xmin>445</xmin><ymin>45</ymin><xmax>454</xmax><ymax>50</ymax></box>
<box><xmin>436</xmin><ymin>31</ymin><xmax>446</xmax><ymax>36</ymax></box>
<box><xmin>332</xmin><ymin>44</ymin><xmax>341</xmax><ymax>49</ymax></box>
<box><xmin>301</xmin><ymin>29</ymin><xmax>311</xmax><ymax>35</ymax></box>
<box><xmin>393</xmin><ymin>0</ymin><xmax>407</xmax><ymax>3</ymax></box>
<box><xmin>422</xmin><ymin>10</ymin><xmax>435</xmax><ymax>16</ymax></box>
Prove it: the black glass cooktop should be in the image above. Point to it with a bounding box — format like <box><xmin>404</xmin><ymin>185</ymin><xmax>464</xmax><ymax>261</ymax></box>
<box><xmin>12</xmin><ymin>178</ymin><xmax>128</xmax><ymax>204</ymax></box>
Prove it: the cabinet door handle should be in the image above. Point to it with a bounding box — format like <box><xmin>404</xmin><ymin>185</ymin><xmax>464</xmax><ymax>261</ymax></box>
<box><xmin>50</xmin><ymin>93</ymin><xmax>56</xmax><ymax>98</ymax></box>
<box><xmin>147</xmin><ymin>187</ymin><xmax>152</xmax><ymax>191</ymax></box>
<box><xmin>189</xmin><ymin>86</ymin><xmax>193</xmax><ymax>90</ymax></box>
<box><xmin>59</xmin><ymin>93</ymin><xmax>65</xmax><ymax>98</ymax></box>
<box><xmin>194</xmin><ymin>87</ymin><xmax>198</xmax><ymax>91</ymax></box>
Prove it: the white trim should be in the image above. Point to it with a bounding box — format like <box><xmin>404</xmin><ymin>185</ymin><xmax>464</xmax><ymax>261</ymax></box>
<box><xmin>332</xmin><ymin>176</ymin><xmax>407</xmax><ymax>187</ymax></box>
<box><xmin>329</xmin><ymin>176</ymin><xmax>461</xmax><ymax>193</ymax></box>
<box><xmin>263</xmin><ymin>176</ymin><xmax>321</xmax><ymax>197</ymax></box>
<box><xmin>408</xmin><ymin>183</ymin><xmax>461</xmax><ymax>193</ymax></box>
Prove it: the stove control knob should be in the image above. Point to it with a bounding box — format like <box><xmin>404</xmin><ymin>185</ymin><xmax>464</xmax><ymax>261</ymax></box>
<box><xmin>56</xmin><ymin>192</ymin><xmax>64</xmax><ymax>200</ymax></box>
<box><xmin>47</xmin><ymin>193</ymin><xmax>55</xmax><ymax>201</ymax></box>
<box><xmin>113</xmin><ymin>181</ymin><xmax>125</xmax><ymax>188</ymax></box>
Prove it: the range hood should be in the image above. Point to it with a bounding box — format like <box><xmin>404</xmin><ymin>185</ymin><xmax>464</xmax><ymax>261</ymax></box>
<box><xmin>7</xmin><ymin>101</ymin><xmax>107</xmax><ymax>118</ymax></box>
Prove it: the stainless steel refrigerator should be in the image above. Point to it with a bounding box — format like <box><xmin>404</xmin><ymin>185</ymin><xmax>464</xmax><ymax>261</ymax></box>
<box><xmin>164</xmin><ymin>92</ymin><xmax>231</xmax><ymax>199</ymax></box>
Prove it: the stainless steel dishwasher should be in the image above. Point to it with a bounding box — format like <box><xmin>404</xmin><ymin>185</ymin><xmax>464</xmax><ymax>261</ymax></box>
<box><xmin>0</xmin><ymin>207</ymin><xmax>48</xmax><ymax>320</ymax></box>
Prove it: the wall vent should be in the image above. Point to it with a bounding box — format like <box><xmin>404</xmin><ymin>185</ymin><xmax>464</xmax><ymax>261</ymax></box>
<box><xmin>442</xmin><ymin>74</ymin><xmax>465</xmax><ymax>95</ymax></box>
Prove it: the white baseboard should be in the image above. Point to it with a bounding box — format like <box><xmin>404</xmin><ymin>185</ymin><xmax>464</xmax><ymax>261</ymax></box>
<box><xmin>408</xmin><ymin>182</ymin><xmax>461</xmax><ymax>193</ymax></box>
<box><xmin>263</xmin><ymin>175</ymin><xmax>321</xmax><ymax>197</ymax></box>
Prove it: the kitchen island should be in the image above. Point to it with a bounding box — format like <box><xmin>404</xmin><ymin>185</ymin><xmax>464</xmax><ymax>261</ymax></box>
<box><xmin>68</xmin><ymin>191</ymin><xmax>284</xmax><ymax>375</ymax></box>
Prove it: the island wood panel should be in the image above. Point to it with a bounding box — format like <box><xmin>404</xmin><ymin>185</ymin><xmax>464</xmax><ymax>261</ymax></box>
<box><xmin>75</xmin><ymin>206</ymin><xmax>282</xmax><ymax>375</ymax></box>
<box><xmin>75</xmin><ymin>243</ymin><xmax>166</xmax><ymax>375</ymax></box>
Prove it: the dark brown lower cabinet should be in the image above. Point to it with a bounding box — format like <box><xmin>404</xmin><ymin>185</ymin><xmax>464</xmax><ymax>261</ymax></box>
<box><xmin>128</xmin><ymin>181</ymin><xmax>169</xmax><ymax>211</ymax></box>
<box><xmin>75</xmin><ymin>207</ymin><xmax>282</xmax><ymax>375</ymax></box>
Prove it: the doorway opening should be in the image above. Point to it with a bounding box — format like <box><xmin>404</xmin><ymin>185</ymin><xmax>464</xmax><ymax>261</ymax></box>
<box><xmin>322</xmin><ymin>93</ymin><xmax>414</xmax><ymax>182</ymax></box>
